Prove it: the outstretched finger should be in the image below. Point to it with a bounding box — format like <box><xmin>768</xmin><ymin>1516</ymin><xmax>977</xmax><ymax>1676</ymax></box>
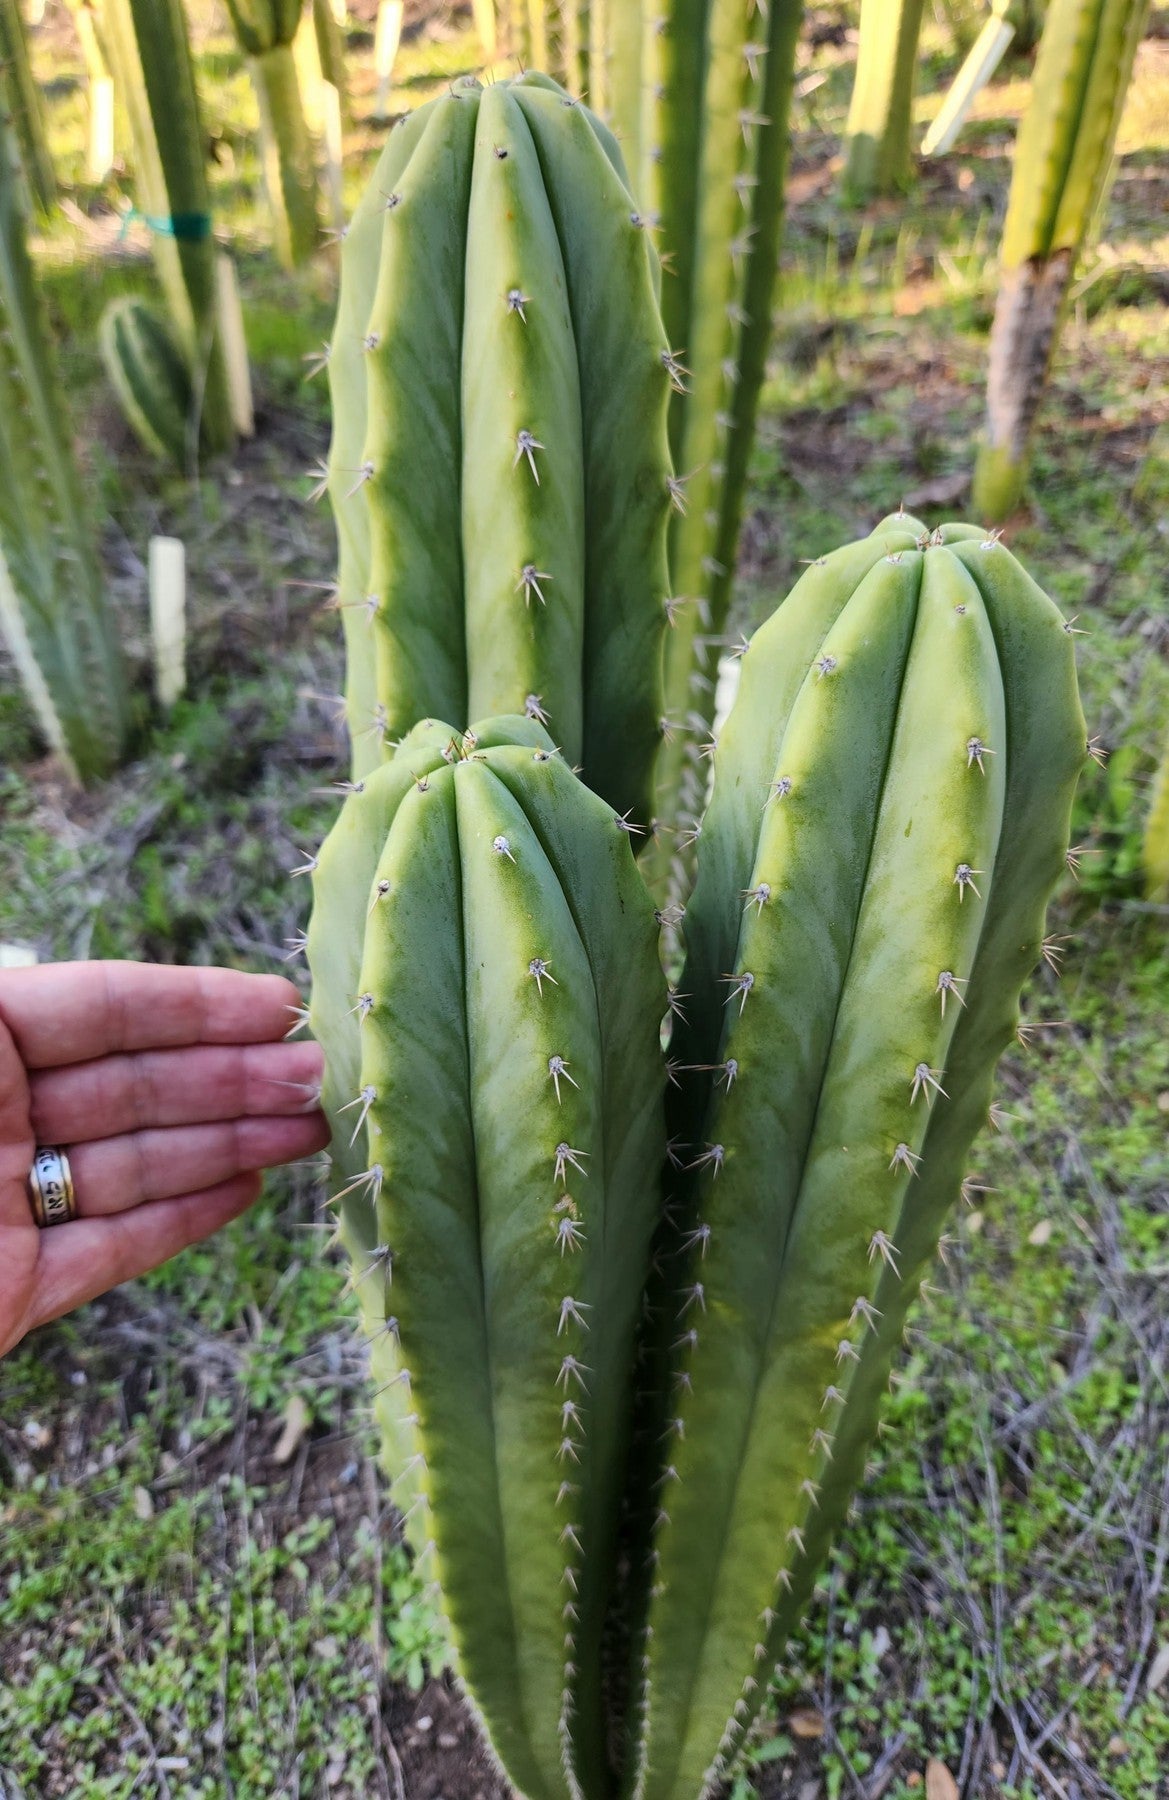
<box><xmin>0</xmin><ymin>964</ymin><xmax>306</xmax><ymax>1071</ymax></box>
<box><xmin>30</xmin><ymin>1040</ymin><xmax>324</xmax><ymax>1145</ymax></box>
<box><xmin>65</xmin><ymin>1112</ymin><xmax>330</xmax><ymax>1217</ymax></box>
<box><xmin>27</xmin><ymin>1175</ymin><xmax>264</xmax><ymax>1334</ymax></box>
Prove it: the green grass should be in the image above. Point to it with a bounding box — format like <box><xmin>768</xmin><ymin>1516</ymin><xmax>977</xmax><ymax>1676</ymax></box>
<box><xmin>1</xmin><ymin>5</ymin><xmax>1168</xmax><ymax>1798</ymax></box>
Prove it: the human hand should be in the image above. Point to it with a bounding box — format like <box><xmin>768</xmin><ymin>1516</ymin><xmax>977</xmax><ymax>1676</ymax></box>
<box><xmin>0</xmin><ymin>962</ymin><xmax>328</xmax><ymax>1358</ymax></box>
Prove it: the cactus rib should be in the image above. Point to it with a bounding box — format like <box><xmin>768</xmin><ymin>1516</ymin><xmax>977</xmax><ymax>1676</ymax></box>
<box><xmin>330</xmin><ymin>74</ymin><xmax>672</xmax><ymax>827</ymax></box>
<box><xmin>630</xmin><ymin>517</ymin><xmax>1085</xmax><ymax>1798</ymax></box>
<box><xmin>309</xmin><ymin>718</ymin><xmax>666</xmax><ymax>1800</ymax></box>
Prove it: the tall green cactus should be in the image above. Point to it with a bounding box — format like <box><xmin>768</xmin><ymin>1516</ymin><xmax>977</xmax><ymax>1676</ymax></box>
<box><xmin>627</xmin><ymin>515</ymin><xmax>1086</xmax><ymax>1797</ymax></box>
<box><xmin>0</xmin><ymin>0</ymin><xmax>55</xmax><ymax>217</ymax></box>
<box><xmin>224</xmin><ymin>0</ymin><xmax>322</xmax><ymax>267</ymax></box>
<box><xmin>324</xmin><ymin>73</ymin><xmax>673</xmax><ymax>827</ymax></box>
<box><xmin>307</xmin><ymin>715</ymin><xmax>667</xmax><ymax>1800</ymax></box>
<box><xmin>972</xmin><ymin>0</ymin><xmax>1149</xmax><ymax>521</ymax></box>
<box><xmin>0</xmin><ymin>104</ymin><xmax>128</xmax><ymax>780</ymax></box>
<box><xmin>840</xmin><ymin>0</ymin><xmax>928</xmax><ymax>200</ymax></box>
<box><xmin>306</xmin><ymin>515</ymin><xmax>1085</xmax><ymax>1799</ymax></box>
<box><xmin>99</xmin><ymin>0</ymin><xmax>236</xmax><ymax>454</ymax></box>
<box><xmin>644</xmin><ymin>0</ymin><xmax>805</xmax><ymax>886</ymax></box>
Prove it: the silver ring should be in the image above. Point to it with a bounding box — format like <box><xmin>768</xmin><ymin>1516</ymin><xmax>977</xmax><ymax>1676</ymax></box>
<box><xmin>28</xmin><ymin>1147</ymin><xmax>76</xmax><ymax>1228</ymax></box>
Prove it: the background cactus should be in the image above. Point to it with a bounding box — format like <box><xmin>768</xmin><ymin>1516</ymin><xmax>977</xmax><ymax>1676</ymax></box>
<box><xmin>0</xmin><ymin>0</ymin><xmax>55</xmax><ymax>217</ymax></box>
<box><xmin>972</xmin><ymin>0</ymin><xmax>1149</xmax><ymax>520</ymax></box>
<box><xmin>224</xmin><ymin>0</ymin><xmax>322</xmax><ymax>265</ymax></box>
<box><xmin>99</xmin><ymin>0</ymin><xmax>237</xmax><ymax>454</ymax></box>
<box><xmin>644</xmin><ymin>0</ymin><xmax>805</xmax><ymax>888</ymax></box>
<box><xmin>627</xmin><ymin>515</ymin><xmax>1086</xmax><ymax>1797</ymax></box>
<box><xmin>99</xmin><ymin>294</ymin><xmax>195</xmax><ymax>466</ymax></box>
<box><xmin>307</xmin><ymin>714</ymin><xmax>667</xmax><ymax>1800</ymax></box>
<box><xmin>840</xmin><ymin>0</ymin><xmax>928</xmax><ymax>199</ymax></box>
<box><xmin>1143</xmin><ymin>732</ymin><xmax>1169</xmax><ymax>900</ymax></box>
<box><xmin>324</xmin><ymin>72</ymin><xmax>673</xmax><ymax>828</ymax></box>
<box><xmin>0</xmin><ymin>101</ymin><xmax>128</xmax><ymax>780</ymax></box>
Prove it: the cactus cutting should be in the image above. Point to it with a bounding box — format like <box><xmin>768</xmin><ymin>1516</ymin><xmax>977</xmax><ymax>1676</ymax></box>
<box><xmin>324</xmin><ymin>72</ymin><xmax>673</xmax><ymax>827</ymax></box>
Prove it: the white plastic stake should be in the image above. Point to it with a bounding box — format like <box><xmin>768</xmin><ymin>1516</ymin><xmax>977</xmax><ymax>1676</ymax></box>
<box><xmin>215</xmin><ymin>252</ymin><xmax>255</xmax><ymax>440</ymax></box>
<box><xmin>149</xmin><ymin>537</ymin><xmax>186</xmax><ymax>711</ymax></box>
<box><xmin>922</xmin><ymin>17</ymin><xmax>1016</xmax><ymax>158</ymax></box>
<box><xmin>88</xmin><ymin>76</ymin><xmax>115</xmax><ymax>183</ymax></box>
<box><xmin>373</xmin><ymin>0</ymin><xmax>404</xmax><ymax>114</ymax></box>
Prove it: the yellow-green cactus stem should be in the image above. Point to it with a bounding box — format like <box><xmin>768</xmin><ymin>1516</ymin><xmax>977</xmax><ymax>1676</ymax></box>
<box><xmin>972</xmin><ymin>0</ymin><xmax>1150</xmax><ymax>520</ymax></box>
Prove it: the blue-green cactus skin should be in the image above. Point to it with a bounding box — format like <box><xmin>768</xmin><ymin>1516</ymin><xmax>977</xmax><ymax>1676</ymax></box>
<box><xmin>627</xmin><ymin>517</ymin><xmax>1086</xmax><ymax>1800</ymax></box>
<box><xmin>308</xmin><ymin>719</ymin><xmax>667</xmax><ymax>1800</ymax></box>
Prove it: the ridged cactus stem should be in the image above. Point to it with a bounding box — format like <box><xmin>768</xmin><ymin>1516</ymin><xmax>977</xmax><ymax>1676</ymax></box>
<box><xmin>972</xmin><ymin>0</ymin><xmax>1149</xmax><ymax>520</ymax></box>
<box><xmin>308</xmin><ymin>719</ymin><xmax>666</xmax><ymax>1800</ymax></box>
<box><xmin>472</xmin><ymin>0</ymin><xmax>498</xmax><ymax>59</ymax></box>
<box><xmin>0</xmin><ymin>105</ymin><xmax>128</xmax><ymax>778</ymax></box>
<box><xmin>250</xmin><ymin>43</ymin><xmax>323</xmax><ymax>266</ymax></box>
<box><xmin>102</xmin><ymin>0</ymin><xmax>236</xmax><ymax>454</ymax></box>
<box><xmin>627</xmin><ymin>518</ymin><xmax>1085</xmax><ymax>1799</ymax></box>
<box><xmin>0</xmin><ymin>0</ymin><xmax>55</xmax><ymax>217</ymax></box>
<box><xmin>840</xmin><ymin>0</ymin><xmax>928</xmax><ymax>200</ymax></box>
<box><xmin>646</xmin><ymin>0</ymin><xmax>804</xmax><ymax>895</ymax></box>
<box><xmin>324</xmin><ymin>75</ymin><xmax>673</xmax><ymax>826</ymax></box>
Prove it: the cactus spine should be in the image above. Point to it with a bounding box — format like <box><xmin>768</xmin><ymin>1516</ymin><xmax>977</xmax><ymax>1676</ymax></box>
<box><xmin>308</xmin><ymin>716</ymin><xmax>667</xmax><ymax>1800</ymax></box>
<box><xmin>0</xmin><ymin>104</ymin><xmax>128</xmax><ymax>779</ymax></box>
<box><xmin>0</xmin><ymin>0</ymin><xmax>55</xmax><ymax>217</ymax></box>
<box><xmin>98</xmin><ymin>0</ymin><xmax>237</xmax><ymax>455</ymax></box>
<box><xmin>224</xmin><ymin>0</ymin><xmax>322</xmax><ymax>267</ymax></box>
<box><xmin>628</xmin><ymin>517</ymin><xmax>1086</xmax><ymax>1797</ymax></box>
<box><xmin>840</xmin><ymin>0</ymin><xmax>927</xmax><ymax>199</ymax></box>
<box><xmin>972</xmin><ymin>0</ymin><xmax>1149</xmax><ymax>520</ymax></box>
<box><xmin>325</xmin><ymin>74</ymin><xmax>673</xmax><ymax>826</ymax></box>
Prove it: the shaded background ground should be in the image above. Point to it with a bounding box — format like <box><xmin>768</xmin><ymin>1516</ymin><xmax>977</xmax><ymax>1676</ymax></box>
<box><xmin>1</xmin><ymin>5</ymin><xmax>1167</xmax><ymax>1797</ymax></box>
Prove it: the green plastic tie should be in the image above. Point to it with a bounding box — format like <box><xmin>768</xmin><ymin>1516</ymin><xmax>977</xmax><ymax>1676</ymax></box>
<box><xmin>118</xmin><ymin>207</ymin><xmax>213</xmax><ymax>243</ymax></box>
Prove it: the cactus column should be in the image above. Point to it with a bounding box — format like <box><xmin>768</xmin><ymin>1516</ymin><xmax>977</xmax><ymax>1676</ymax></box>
<box><xmin>224</xmin><ymin>0</ymin><xmax>322</xmax><ymax>266</ymax></box>
<box><xmin>0</xmin><ymin>0</ymin><xmax>55</xmax><ymax>217</ymax></box>
<box><xmin>840</xmin><ymin>0</ymin><xmax>927</xmax><ymax>200</ymax></box>
<box><xmin>626</xmin><ymin>517</ymin><xmax>1085</xmax><ymax>1799</ymax></box>
<box><xmin>0</xmin><ymin>104</ymin><xmax>128</xmax><ymax>779</ymax></box>
<box><xmin>99</xmin><ymin>0</ymin><xmax>236</xmax><ymax>454</ymax></box>
<box><xmin>308</xmin><ymin>718</ymin><xmax>667</xmax><ymax>1800</ymax></box>
<box><xmin>324</xmin><ymin>74</ymin><xmax>674</xmax><ymax>827</ymax></box>
<box><xmin>644</xmin><ymin>0</ymin><xmax>805</xmax><ymax>885</ymax></box>
<box><xmin>972</xmin><ymin>0</ymin><xmax>1149</xmax><ymax>520</ymax></box>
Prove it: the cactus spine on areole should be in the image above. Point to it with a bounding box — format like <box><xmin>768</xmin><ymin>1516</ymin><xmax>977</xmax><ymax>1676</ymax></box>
<box><xmin>626</xmin><ymin>516</ymin><xmax>1086</xmax><ymax>1799</ymax></box>
<box><xmin>98</xmin><ymin>0</ymin><xmax>236</xmax><ymax>454</ymax></box>
<box><xmin>642</xmin><ymin>0</ymin><xmax>805</xmax><ymax>889</ymax></box>
<box><xmin>307</xmin><ymin>715</ymin><xmax>667</xmax><ymax>1800</ymax></box>
<box><xmin>0</xmin><ymin>0</ymin><xmax>56</xmax><ymax>218</ymax></box>
<box><xmin>323</xmin><ymin>72</ymin><xmax>674</xmax><ymax>826</ymax></box>
<box><xmin>224</xmin><ymin>0</ymin><xmax>322</xmax><ymax>267</ymax></box>
<box><xmin>0</xmin><ymin>103</ymin><xmax>128</xmax><ymax>780</ymax></box>
<box><xmin>972</xmin><ymin>0</ymin><xmax>1149</xmax><ymax>521</ymax></box>
<box><xmin>839</xmin><ymin>0</ymin><xmax>927</xmax><ymax>200</ymax></box>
